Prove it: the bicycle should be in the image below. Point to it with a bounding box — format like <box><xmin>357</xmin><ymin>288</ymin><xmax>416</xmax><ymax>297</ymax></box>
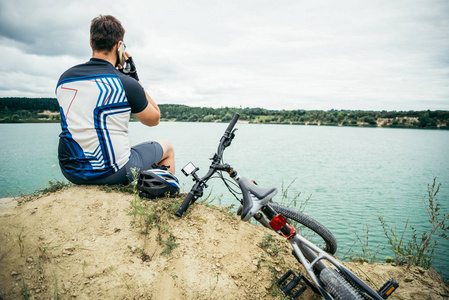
<box><xmin>175</xmin><ymin>113</ymin><xmax>398</xmax><ymax>300</ymax></box>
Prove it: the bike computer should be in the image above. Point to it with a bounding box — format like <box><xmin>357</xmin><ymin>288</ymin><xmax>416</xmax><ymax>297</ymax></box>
<box><xmin>182</xmin><ymin>162</ymin><xmax>197</xmax><ymax>176</ymax></box>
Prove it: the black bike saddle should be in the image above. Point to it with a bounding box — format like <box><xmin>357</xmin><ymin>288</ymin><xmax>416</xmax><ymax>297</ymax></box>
<box><xmin>238</xmin><ymin>177</ymin><xmax>278</xmax><ymax>221</ymax></box>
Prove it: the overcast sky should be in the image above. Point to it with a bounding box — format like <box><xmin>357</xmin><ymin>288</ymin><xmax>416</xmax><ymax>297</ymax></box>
<box><xmin>0</xmin><ymin>0</ymin><xmax>448</xmax><ymax>111</ymax></box>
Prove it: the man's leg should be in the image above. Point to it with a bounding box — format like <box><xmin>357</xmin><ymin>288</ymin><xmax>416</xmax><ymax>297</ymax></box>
<box><xmin>155</xmin><ymin>139</ymin><xmax>176</xmax><ymax>174</ymax></box>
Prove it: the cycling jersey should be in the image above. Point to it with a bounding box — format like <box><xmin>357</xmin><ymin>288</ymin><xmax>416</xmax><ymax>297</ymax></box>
<box><xmin>56</xmin><ymin>58</ymin><xmax>148</xmax><ymax>180</ymax></box>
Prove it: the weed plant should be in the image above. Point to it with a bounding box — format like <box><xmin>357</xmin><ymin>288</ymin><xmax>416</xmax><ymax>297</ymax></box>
<box><xmin>109</xmin><ymin>266</ymin><xmax>131</xmax><ymax>298</ymax></box>
<box><xmin>37</xmin><ymin>245</ymin><xmax>61</xmax><ymax>276</ymax></box>
<box><xmin>21</xmin><ymin>275</ymin><xmax>29</xmax><ymax>300</ymax></box>
<box><xmin>379</xmin><ymin>178</ymin><xmax>448</xmax><ymax>269</ymax></box>
<box><xmin>208</xmin><ymin>272</ymin><xmax>220</xmax><ymax>297</ymax></box>
<box><xmin>125</xmin><ymin>171</ymin><xmax>182</xmax><ymax>256</ymax></box>
<box><xmin>159</xmin><ymin>232</ymin><xmax>180</xmax><ymax>255</ymax></box>
<box><xmin>258</xmin><ymin>233</ymin><xmax>288</xmax><ymax>256</ymax></box>
<box><xmin>18</xmin><ymin>179</ymin><xmax>71</xmax><ymax>204</ymax></box>
<box><xmin>39</xmin><ymin>180</ymin><xmax>71</xmax><ymax>194</ymax></box>
<box><xmin>344</xmin><ymin>224</ymin><xmax>385</xmax><ymax>264</ymax></box>
<box><xmin>279</xmin><ymin>178</ymin><xmax>311</xmax><ymax>214</ymax></box>
<box><xmin>53</xmin><ymin>272</ymin><xmax>58</xmax><ymax>300</ymax></box>
<box><xmin>195</xmin><ymin>190</ymin><xmax>215</xmax><ymax>206</ymax></box>
<box><xmin>347</xmin><ymin>178</ymin><xmax>448</xmax><ymax>275</ymax></box>
<box><xmin>18</xmin><ymin>226</ymin><xmax>25</xmax><ymax>257</ymax></box>
<box><xmin>257</xmin><ymin>233</ymin><xmax>308</xmax><ymax>299</ymax></box>
<box><xmin>99</xmin><ymin>183</ymin><xmax>134</xmax><ymax>194</ymax></box>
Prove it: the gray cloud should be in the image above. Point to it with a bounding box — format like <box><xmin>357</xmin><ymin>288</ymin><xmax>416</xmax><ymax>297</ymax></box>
<box><xmin>0</xmin><ymin>1</ymin><xmax>90</xmax><ymax>57</ymax></box>
<box><xmin>0</xmin><ymin>0</ymin><xmax>448</xmax><ymax>110</ymax></box>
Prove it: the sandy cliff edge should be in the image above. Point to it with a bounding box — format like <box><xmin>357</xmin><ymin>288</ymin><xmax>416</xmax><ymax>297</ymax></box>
<box><xmin>0</xmin><ymin>186</ymin><xmax>448</xmax><ymax>299</ymax></box>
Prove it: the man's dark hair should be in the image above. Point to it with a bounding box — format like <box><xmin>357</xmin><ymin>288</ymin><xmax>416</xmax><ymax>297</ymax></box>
<box><xmin>90</xmin><ymin>15</ymin><xmax>125</xmax><ymax>52</ymax></box>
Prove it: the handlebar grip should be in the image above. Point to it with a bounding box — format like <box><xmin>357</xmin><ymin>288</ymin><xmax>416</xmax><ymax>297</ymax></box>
<box><xmin>175</xmin><ymin>191</ymin><xmax>194</xmax><ymax>217</ymax></box>
<box><xmin>225</xmin><ymin>113</ymin><xmax>240</xmax><ymax>134</ymax></box>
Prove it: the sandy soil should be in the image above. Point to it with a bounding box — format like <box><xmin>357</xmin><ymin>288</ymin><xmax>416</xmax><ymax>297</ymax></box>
<box><xmin>0</xmin><ymin>186</ymin><xmax>448</xmax><ymax>299</ymax></box>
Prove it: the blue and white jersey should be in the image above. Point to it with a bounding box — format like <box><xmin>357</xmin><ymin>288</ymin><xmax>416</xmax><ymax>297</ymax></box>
<box><xmin>56</xmin><ymin>58</ymin><xmax>148</xmax><ymax>180</ymax></box>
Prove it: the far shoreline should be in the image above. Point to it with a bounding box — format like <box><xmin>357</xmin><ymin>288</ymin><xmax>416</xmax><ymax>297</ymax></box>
<box><xmin>1</xmin><ymin>118</ymin><xmax>448</xmax><ymax>130</ymax></box>
<box><xmin>1</xmin><ymin>98</ymin><xmax>448</xmax><ymax>130</ymax></box>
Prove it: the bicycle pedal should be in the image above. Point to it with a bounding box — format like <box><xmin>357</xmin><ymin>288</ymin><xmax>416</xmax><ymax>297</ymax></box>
<box><xmin>277</xmin><ymin>270</ymin><xmax>307</xmax><ymax>299</ymax></box>
<box><xmin>377</xmin><ymin>279</ymin><xmax>399</xmax><ymax>299</ymax></box>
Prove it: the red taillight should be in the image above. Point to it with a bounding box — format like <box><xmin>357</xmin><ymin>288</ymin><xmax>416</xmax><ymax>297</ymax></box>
<box><xmin>270</xmin><ymin>214</ymin><xmax>287</xmax><ymax>231</ymax></box>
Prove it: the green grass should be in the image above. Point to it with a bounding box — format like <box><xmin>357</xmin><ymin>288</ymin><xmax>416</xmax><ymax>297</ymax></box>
<box><xmin>98</xmin><ymin>183</ymin><xmax>135</xmax><ymax>194</ymax></box>
<box><xmin>110</xmin><ymin>266</ymin><xmax>132</xmax><ymax>298</ymax></box>
<box><xmin>21</xmin><ymin>275</ymin><xmax>29</xmax><ymax>300</ymax></box>
<box><xmin>125</xmin><ymin>174</ymin><xmax>183</xmax><ymax>256</ymax></box>
<box><xmin>160</xmin><ymin>232</ymin><xmax>180</xmax><ymax>255</ymax></box>
<box><xmin>17</xmin><ymin>179</ymin><xmax>72</xmax><ymax>204</ymax></box>
<box><xmin>37</xmin><ymin>245</ymin><xmax>61</xmax><ymax>275</ymax></box>
<box><xmin>18</xmin><ymin>226</ymin><xmax>25</xmax><ymax>257</ymax></box>
<box><xmin>258</xmin><ymin>233</ymin><xmax>288</xmax><ymax>256</ymax></box>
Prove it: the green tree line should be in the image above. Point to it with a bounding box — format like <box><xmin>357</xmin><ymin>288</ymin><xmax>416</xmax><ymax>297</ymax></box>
<box><xmin>1</xmin><ymin>97</ymin><xmax>448</xmax><ymax>129</ymax></box>
<box><xmin>0</xmin><ymin>97</ymin><xmax>60</xmax><ymax>122</ymax></box>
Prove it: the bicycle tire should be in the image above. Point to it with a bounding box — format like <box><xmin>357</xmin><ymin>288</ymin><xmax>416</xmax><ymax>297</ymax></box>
<box><xmin>269</xmin><ymin>202</ymin><xmax>337</xmax><ymax>255</ymax></box>
<box><xmin>319</xmin><ymin>268</ymin><xmax>364</xmax><ymax>300</ymax></box>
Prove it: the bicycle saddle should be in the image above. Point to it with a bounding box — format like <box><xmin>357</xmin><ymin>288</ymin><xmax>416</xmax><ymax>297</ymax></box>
<box><xmin>238</xmin><ymin>176</ymin><xmax>278</xmax><ymax>221</ymax></box>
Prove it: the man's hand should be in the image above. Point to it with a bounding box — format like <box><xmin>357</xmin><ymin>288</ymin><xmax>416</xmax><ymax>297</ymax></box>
<box><xmin>118</xmin><ymin>52</ymin><xmax>140</xmax><ymax>81</ymax></box>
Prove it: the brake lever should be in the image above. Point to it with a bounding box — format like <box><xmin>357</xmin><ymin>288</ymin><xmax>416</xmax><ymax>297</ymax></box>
<box><xmin>193</xmin><ymin>189</ymin><xmax>204</xmax><ymax>198</ymax></box>
<box><xmin>221</xmin><ymin>128</ymin><xmax>237</xmax><ymax>146</ymax></box>
<box><xmin>223</xmin><ymin>135</ymin><xmax>235</xmax><ymax>148</ymax></box>
<box><xmin>229</xmin><ymin>128</ymin><xmax>237</xmax><ymax>140</ymax></box>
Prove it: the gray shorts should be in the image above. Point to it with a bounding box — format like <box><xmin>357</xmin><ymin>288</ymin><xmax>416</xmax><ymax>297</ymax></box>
<box><xmin>62</xmin><ymin>141</ymin><xmax>163</xmax><ymax>185</ymax></box>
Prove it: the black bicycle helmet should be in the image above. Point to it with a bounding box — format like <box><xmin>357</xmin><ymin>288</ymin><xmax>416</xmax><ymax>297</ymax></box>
<box><xmin>137</xmin><ymin>169</ymin><xmax>180</xmax><ymax>198</ymax></box>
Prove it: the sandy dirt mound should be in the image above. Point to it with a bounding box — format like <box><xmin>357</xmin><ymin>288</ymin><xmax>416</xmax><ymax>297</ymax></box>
<box><xmin>0</xmin><ymin>186</ymin><xmax>448</xmax><ymax>299</ymax></box>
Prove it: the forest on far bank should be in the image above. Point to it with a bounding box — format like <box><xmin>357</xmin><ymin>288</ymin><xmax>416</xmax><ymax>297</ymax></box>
<box><xmin>1</xmin><ymin>97</ymin><xmax>448</xmax><ymax>129</ymax></box>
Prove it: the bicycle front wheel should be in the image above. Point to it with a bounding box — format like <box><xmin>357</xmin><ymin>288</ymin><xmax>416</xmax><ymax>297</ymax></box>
<box><xmin>269</xmin><ymin>202</ymin><xmax>337</xmax><ymax>255</ymax></box>
<box><xmin>319</xmin><ymin>267</ymin><xmax>364</xmax><ymax>300</ymax></box>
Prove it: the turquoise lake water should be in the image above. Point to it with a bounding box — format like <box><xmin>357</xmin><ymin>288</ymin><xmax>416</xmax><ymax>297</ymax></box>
<box><xmin>1</xmin><ymin>122</ymin><xmax>448</xmax><ymax>277</ymax></box>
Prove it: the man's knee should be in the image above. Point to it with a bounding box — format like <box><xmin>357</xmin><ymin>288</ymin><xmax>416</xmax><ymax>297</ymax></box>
<box><xmin>155</xmin><ymin>139</ymin><xmax>176</xmax><ymax>173</ymax></box>
<box><xmin>156</xmin><ymin>139</ymin><xmax>174</xmax><ymax>157</ymax></box>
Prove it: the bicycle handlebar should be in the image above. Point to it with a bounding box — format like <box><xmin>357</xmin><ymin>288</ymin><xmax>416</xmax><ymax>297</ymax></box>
<box><xmin>175</xmin><ymin>190</ymin><xmax>194</xmax><ymax>217</ymax></box>
<box><xmin>225</xmin><ymin>113</ymin><xmax>240</xmax><ymax>135</ymax></box>
<box><xmin>175</xmin><ymin>113</ymin><xmax>240</xmax><ymax>217</ymax></box>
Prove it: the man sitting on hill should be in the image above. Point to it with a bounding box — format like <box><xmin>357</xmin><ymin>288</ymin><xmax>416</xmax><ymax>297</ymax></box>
<box><xmin>56</xmin><ymin>15</ymin><xmax>175</xmax><ymax>185</ymax></box>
